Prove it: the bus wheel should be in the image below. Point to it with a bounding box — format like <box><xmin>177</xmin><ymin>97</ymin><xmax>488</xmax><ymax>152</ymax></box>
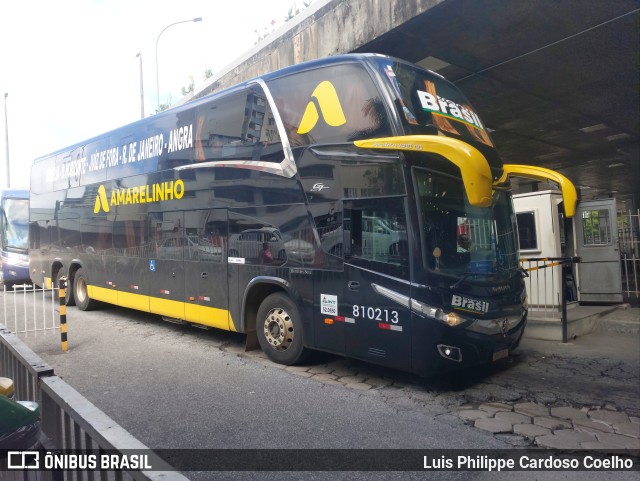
<box><xmin>256</xmin><ymin>293</ymin><xmax>308</xmax><ymax>365</ymax></box>
<box><xmin>73</xmin><ymin>268</ymin><xmax>100</xmax><ymax>311</ymax></box>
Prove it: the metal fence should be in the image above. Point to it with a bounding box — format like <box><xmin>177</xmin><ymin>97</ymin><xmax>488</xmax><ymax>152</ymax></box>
<box><xmin>0</xmin><ymin>326</ymin><xmax>189</xmax><ymax>480</ymax></box>
<box><xmin>519</xmin><ymin>257</ymin><xmax>577</xmax><ymax>315</ymax></box>
<box><xmin>618</xmin><ymin>208</ymin><xmax>640</xmax><ymax>301</ymax></box>
<box><xmin>2</xmin><ymin>283</ymin><xmax>59</xmax><ymax>335</ymax></box>
<box><xmin>520</xmin><ymin>257</ymin><xmax>578</xmax><ymax>343</ymax></box>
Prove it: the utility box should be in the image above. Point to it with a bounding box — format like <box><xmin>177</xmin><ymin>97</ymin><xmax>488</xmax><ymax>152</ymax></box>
<box><xmin>513</xmin><ymin>190</ymin><xmax>567</xmax><ymax>309</ymax></box>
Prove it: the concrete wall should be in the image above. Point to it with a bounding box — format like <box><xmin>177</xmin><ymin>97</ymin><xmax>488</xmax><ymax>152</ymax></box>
<box><xmin>192</xmin><ymin>0</ymin><xmax>443</xmax><ymax>100</ymax></box>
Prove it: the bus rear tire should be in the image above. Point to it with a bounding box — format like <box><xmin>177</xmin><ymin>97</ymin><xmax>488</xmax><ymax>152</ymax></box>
<box><xmin>73</xmin><ymin>268</ymin><xmax>101</xmax><ymax>311</ymax></box>
<box><xmin>256</xmin><ymin>293</ymin><xmax>309</xmax><ymax>366</ymax></box>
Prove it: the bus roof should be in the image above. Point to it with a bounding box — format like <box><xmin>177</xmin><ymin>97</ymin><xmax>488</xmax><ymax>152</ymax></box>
<box><xmin>32</xmin><ymin>53</ymin><xmax>425</xmax><ymax>164</ymax></box>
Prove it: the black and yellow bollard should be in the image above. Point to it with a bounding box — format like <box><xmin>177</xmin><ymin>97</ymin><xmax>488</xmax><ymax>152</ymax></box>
<box><xmin>59</xmin><ymin>277</ymin><xmax>68</xmax><ymax>352</ymax></box>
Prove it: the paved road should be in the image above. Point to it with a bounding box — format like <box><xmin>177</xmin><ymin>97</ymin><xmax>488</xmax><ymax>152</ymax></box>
<box><xmin>2</xmin><ymin>291</ymin><xmax>639</xmax><ymax>480</ymax></box>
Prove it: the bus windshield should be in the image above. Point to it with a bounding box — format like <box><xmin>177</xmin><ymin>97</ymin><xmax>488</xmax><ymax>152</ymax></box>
<box><xmin>372</xmin><ymin>58</ymin><xmax>495</xmax><ymax>150</ymax></box>
<box><xmin>414</xmin><ymin>168</ymin><xmax>519</xmax><ymax>280</ymax></box>
<box><xmin>1</xmin><ymin>198</ymin><xmax>29</xmax><ymax>252</ymax></box>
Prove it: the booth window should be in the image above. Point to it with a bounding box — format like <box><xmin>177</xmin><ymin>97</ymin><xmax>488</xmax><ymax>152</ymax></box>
<box><xmin>581</xmin><ymin>209</ymin><xmax>612</xmax><ymax>245</ymax></box>
<box><xmin>516</xmin><ymin>211</ymin><xmax>538</xmax><ymax>250</ymax></box>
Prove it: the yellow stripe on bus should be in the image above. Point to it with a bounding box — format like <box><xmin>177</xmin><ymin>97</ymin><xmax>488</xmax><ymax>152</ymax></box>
<box><xmin>87</xmin><ymin>285</ymin><xmax>236</xmax><ymax>332</ymax></box>
<box><xmin>185</xmin><ymin>304</ymin><xmax>231</xmax><ymax>331</ymax></box>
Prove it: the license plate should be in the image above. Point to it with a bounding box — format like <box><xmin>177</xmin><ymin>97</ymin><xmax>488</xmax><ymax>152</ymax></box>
<box><xmin>492</xmin><ymin>348</ymin><xmax>509</xmax><ymax>362</ymax></box>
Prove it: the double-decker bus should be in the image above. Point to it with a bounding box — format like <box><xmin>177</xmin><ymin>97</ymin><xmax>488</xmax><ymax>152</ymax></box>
<box><xmin>1</xmin><ymin>188</ymin><xmax>30</xmax><ymax>288</ymax></box>
<box><xmin>29</xmin><ymin>54</ymin><xmax>576</xmax><ymax>375</ymax></box>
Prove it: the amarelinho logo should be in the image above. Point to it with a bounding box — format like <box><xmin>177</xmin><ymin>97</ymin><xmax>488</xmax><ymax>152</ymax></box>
<box><xmin>93</xmin><ymin>180</ymin><xmax>185</xmax><ymax>214</ymax></box>
<box><xmin>297</xmin><ymin>81</ymin><xmax>347</xmax><ymax>134</ymax></box>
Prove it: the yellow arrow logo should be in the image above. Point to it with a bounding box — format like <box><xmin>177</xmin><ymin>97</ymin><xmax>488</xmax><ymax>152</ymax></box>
<box><xmin>93</xmin><ymin>185</ymin><xmax>110</xmax><ymax>214</ymax></box>
<box><xmin>297</xmin><ymin>81</ymin><xmax>347</xmax><ymax>134</ymax></box>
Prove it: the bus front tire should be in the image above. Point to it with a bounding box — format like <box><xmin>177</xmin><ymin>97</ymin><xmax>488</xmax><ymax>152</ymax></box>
<box><xmin>256</xmin><ymin>293</ymin><xmax>309</xmax><ymax>366</ymax></box>
<box><xmin>73</xmin><ymin>268</ymin><xmax>101</xmax><ymax>311</ymax></box>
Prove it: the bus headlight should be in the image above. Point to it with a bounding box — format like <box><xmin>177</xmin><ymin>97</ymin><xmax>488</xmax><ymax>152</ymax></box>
<box><xmin>411</xmin><ymin>299</ymin><xmax>466</xmax><ymax>327</ymax></box>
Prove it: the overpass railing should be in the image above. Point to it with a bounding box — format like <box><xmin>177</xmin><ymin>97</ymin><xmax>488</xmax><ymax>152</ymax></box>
<box><xmin>0</xmin><ymin>325</ymin><xmax>189</xmax><ymax>481</ymax></box>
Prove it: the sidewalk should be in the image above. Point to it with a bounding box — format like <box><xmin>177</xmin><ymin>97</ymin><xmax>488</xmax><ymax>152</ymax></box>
<box><xmin>525</xmin><ymin>303</ymin><xmax>640</xmax><ymax>341</ymax></box>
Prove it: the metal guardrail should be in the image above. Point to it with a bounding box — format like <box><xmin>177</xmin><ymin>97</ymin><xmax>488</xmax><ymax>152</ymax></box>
<box><xmin>0</xmin><ymin>325</ymin><xmax>190</xmax><ymax>481</ymax></box>
<box><xmin>2</xmin><ymin>283</ymin><xmax>59</xmax><ymax>335</ymax></box>
<box><xmin>520</xmin><ymin>256</ymin><xmax>580</xmax><ymax>343</ymax></box>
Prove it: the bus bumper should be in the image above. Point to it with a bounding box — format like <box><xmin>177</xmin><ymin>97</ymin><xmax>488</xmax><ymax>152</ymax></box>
<box><xmin>1</xmin><ymin>256</ymin><xmax>30</xmax><ymax>286</ymax></box>
<box><xmin>412</xmin><ymin>312</ymin><xmax>527</xmax><ymax>376</ymax></box>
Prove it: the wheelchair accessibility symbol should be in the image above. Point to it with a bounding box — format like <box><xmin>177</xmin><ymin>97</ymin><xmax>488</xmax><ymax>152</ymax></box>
<box><xmin>149</xmin><ymin>260</ymin><xmax>156</xmax><ymax>272</ymax></box>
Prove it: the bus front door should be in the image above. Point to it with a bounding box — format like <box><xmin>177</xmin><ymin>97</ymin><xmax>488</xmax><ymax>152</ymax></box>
<box><xmin>342</xmin><ymin>201</ymin><xmax>412</xmax><ymax>371</ymax></box>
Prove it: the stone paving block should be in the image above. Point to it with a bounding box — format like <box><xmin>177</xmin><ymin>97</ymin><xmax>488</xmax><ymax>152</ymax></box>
<box><xmin>533</xmin><ymin>416</ymin><xmax>572</xmax><ymax>430</ymax></box>
<box><xmin>495</xmin><ymin>411</ymin><xmax>531</xmax><ymax>425</ymax></box>
<box><xmin>513</xmin><ymin>423</ymin><xmax>551</xmax><ymax>439</ymax></box>
<box><xmin>588</xmin><ymin>409</ymin><xmax>630</xmax><ymax>426</ymax></box>
<box><xmin>320</xmin><ymin>380</ymin><xmax>344</xmax><ymax>388</ymax></box>
<box><xmin>630</xmin><ymin>416</ymin><xmax>640</xmax><ymax>424</ymax></box>
<box><xmin>328</xmin><ymin>368</ymin><xmax>359</xmax><ymax>378</ymax></box>
<box><xmin>550</xmin><ymin>406</ymin><xmax>588</xmax><ymax>421</ymax></box>
<box><xmin>338</xmin><ymin>375</ymin><xmax>365</xmax><ymax>384</ymax></box>
<box><xmin>495</xmin><ymin>433</ymin><xmax>531</xmax><ymax>447</ymax></box>
<box><xmin>514</xmin><ymin>402</ymin><xmax>549</xmax><ymax>417</ymax></box>
<box><xmin>363</xmin><ymin>376</ymin><xmax>393</xmax><ymax>388</ymax></box>
<box><xmin>459</xmin><ymin>409</ymin><xmax>492</xmax><ymax>421</ymax></box>
<box><xmin>307</xmin><ymin>366</ymin><xmax>333</xmax><ymax>375</ymax></box>
<box><xmin>345</xmin><ymin>382</ymin><xmax>372</xmax><ymax>391</ymax></box>
<box><xmin>478</xmin><ymin>402</ymin><xmax>513</xmax><ymax>414</ymax></box>
<box><xmin>573</xmin><ymin>418</ymin><xmax>614</xmax><ymax>435</ymax></box>
<box><xmin>535</xmin><ymin>429</ymin><xmax>597</xmax><ymax>449</ymax></box>
<box><xmin>284</xmin><ymin>365</ymin><xmax>310</xmax><ymax>373</ymax></box>
<box><xmin>474</xmin><ymin>417</ymin><xmax>513</xmax><ymax>434</ymax></box>
<box><xmin>615</xmin><ymin>422</ymin><xmax>640</xmax><ymax>438</ymax></box>
<box><xmin>580</xmin><ymin>442</ymin><xmax>628</xmax><ymax>453</ymax></box>
<box><xmin>309</xmin><ymin>373</ymin><xmax>338</xmax><ymax>382</ymax></box>
<box><xmin>594</xmin><ymin>432</ymin><xmax>640</xmax><ymax>450</ymax></box>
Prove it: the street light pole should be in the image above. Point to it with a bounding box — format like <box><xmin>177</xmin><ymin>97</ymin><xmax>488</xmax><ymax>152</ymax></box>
<box><xmin>3</xmin><ymin>93</ymin><xmax>9</xmax><ymax>189</ymax></box>
<box><xmin>155</xmin><ymin>17</ymin><xmax>202</xmax><ymax>109</ymax></box>
<box><xmin>136</xmin><ymin>53</ymin><xmax>145</xmax><ymax>119</ymax></box>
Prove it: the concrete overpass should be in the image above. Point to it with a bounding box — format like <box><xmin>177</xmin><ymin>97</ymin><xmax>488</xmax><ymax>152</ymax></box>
<box><xmin>191</xmin><ymin>0</ymin><xmax>639</xmax><ymax>209</ymax></box>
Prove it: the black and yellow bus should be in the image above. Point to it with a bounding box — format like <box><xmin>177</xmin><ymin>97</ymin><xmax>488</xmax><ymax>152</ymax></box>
<box><xmin>29</xmin><ymin>54</ymin><xmax>576</xmax><ymax>375</ymax></box>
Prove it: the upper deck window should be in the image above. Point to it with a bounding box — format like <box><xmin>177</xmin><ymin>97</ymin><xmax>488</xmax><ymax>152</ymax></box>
<box><xmin>267</xmin><ymin>63</ymin><xmax>392</xmax><ymax>149</ymax></box>
<box><xmin>194</xmin><ymin>87</ymin><xmax>284</xmax><ymax>164</ymax></box>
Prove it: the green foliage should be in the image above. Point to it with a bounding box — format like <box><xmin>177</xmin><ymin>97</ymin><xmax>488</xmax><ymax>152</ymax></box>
<box><xmin>155</xmin><ymin>94</ymin><xmax>173</xmax><ymax>113</ymax></box>
<box><xmin>181</xmin><ymin>76</ymin><xmax>195</xmax><ymax>97</ymax></box>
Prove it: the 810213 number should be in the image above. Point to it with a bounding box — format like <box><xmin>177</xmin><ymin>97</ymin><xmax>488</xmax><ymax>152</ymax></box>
<box><xmin>352</xmin><ymin>305</ymin><xmax>399</xmax><ymax>324</ymax></box>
